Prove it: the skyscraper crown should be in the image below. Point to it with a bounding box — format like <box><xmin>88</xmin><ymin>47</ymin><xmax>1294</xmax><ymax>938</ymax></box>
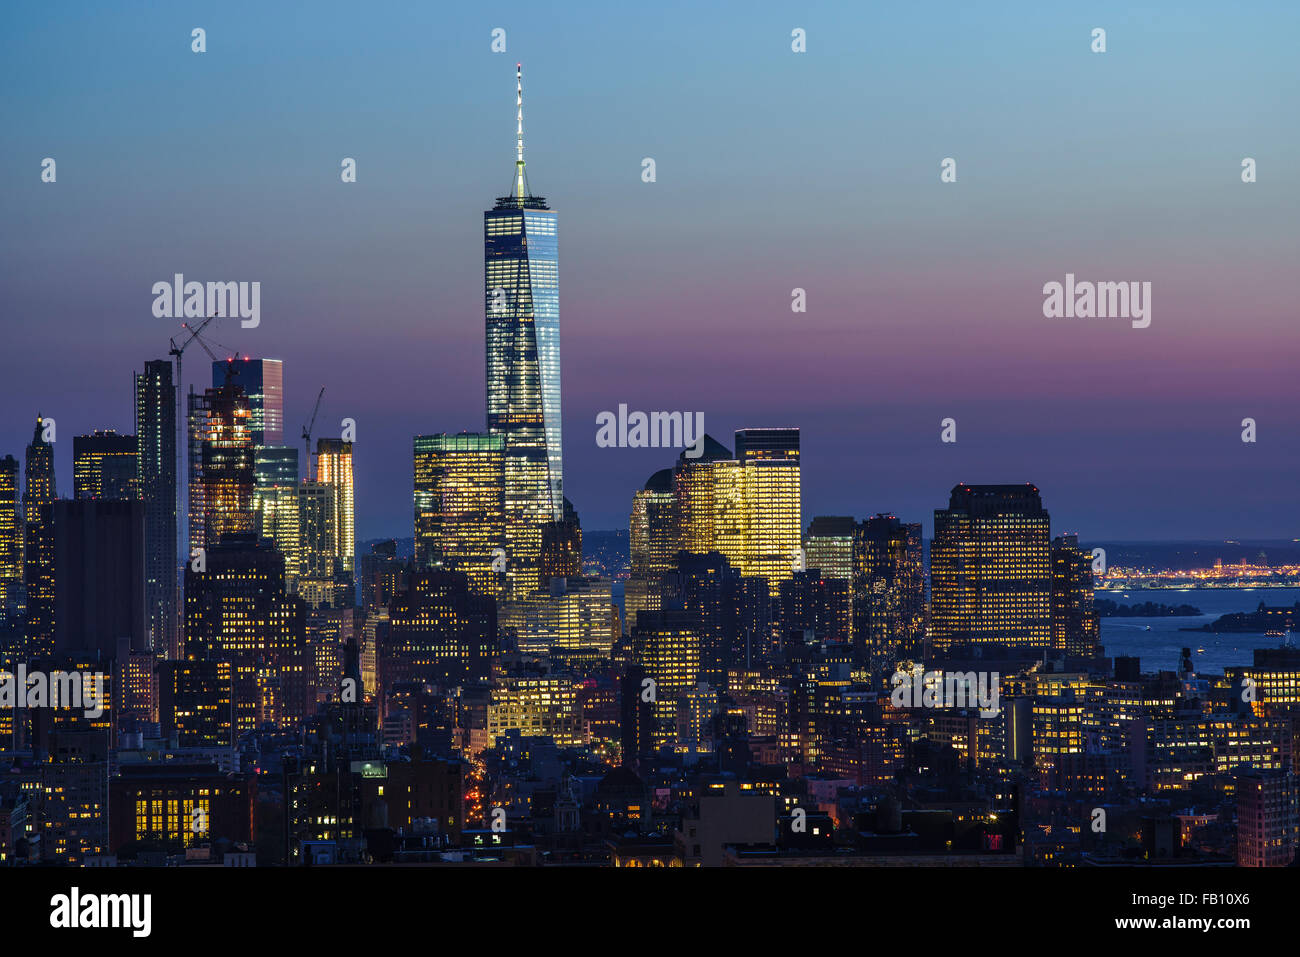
<box><xmin>495</xmin><ymin>64</ymin><xmax>548</xmax><ymax>210</ymax></box>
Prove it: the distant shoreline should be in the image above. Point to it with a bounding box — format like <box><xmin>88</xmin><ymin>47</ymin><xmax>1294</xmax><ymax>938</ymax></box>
<box><xmin>1097</xmin><ymin>582</ymin><xmax>1300</xmax><ymax>591</ymax></box>
<box><xmin>1095</xmin><ymin>598</ymin><xmax>1202</xmax><ymax>618</ymax></box>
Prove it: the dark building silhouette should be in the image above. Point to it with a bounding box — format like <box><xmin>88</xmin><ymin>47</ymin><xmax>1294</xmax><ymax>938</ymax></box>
<box><xmin>540</xmin><ymin>497</ymin><xmax>583</xmax><ymax>585</ymax></box>
<box><xmin>360</xmin><ymin>754</ymin><xmax>466</xmax><ymax>844</ymax></box>
<box><xmin>0</xmin><ymin>455</ymin><xmax>20</xmax><ymax>626</ymax></box>
<box><xmin>35</xmin><ymin>727</ymin><xmax>109</xmax><ymax>863</ymax></box>
<box><xmin>660</xmin><ymin>551</ymin><xmax>772</xmax><ymax>683</ymax></box>
<box><xmin>660</xmin><ymin>551</ymin><xmax>734</xmax><ymax>688</ymax></box>
<box><xmin>52</xmin><ymin>499</ymin><xmax>146</xmax><ymax>657</ymax></box>
<box><xmin>620</xmin><ymin>665</ymin><xmax>655</xmax><ymax>767</ymax></box>
<box><xmin>359</xmin><ymin>539</ymin><xmax>405</xmax><ymax>616</ymax></box>
<box><xmin>109</xmin><ymin>764</ymin><xmax>256</xmax><ymax>856</ymax></box>
<box><xmin>135</xmin><ymin>359</ymin><xmax>178</xmax><ymax>657</ymax></box>
<box><xmin>1236</xmin><ymin>769</ymin><xmax>1299</xmax><ymax>867</ymax></box>
<box><xmin>1051</xmin><ymin>533</ymin><xmax>1100</xmax><ymax>656</ymax></box>
<box><xmin>852</xmin><ymin>514</ymin><xmax>925</xmax><ymax>672</ymax></box>
<box><xmin>184</xmin><ymin>533</ymin><xmax>309</xmax><ymax>732</ymax></box>
<box><xmin>780</xmin><ymin>569</ymin><xmax>851</xmax><ymax>645</ymax></box>
<box><xmin>384</xmin><ymin>569</ymin><xmax>498</xmax><ymax>687</ymax></box>
<box><xmin>157</xmin><ymin>658</ymin><xmax>234</xmax><ymax>747</ymax></box>
<box><xmin>733</xmin><ymin>427</ymin><xmax>800</xmax><ymax>464</ymax></box>
<box><xmin>283</xmin><ymin>694</ymin><xmax>382</xmax><ymax>865</ymax></box>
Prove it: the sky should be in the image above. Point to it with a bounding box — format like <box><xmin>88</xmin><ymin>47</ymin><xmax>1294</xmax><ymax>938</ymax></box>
<box><xmin>2</xmin><ymin>1</ymin><xmax>1298</xmax><ymax>541</ymax></box>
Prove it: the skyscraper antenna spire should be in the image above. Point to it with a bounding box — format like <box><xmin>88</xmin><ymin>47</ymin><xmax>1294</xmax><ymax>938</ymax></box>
<box><xmin>515</xmin><ymin>62</ymin><xmax>525</xmax><ymax>200</ymax></box>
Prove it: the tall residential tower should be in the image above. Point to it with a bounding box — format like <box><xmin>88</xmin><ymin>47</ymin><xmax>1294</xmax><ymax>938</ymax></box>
<box><xmin>23</xmin><ymin>416</ymin><xmax>57</xmax><ymax>660</ymax></box>
<box><xmin>0</xmin><ymin>456</ymin><xmax>20</xmax><ymax>624</ymax></box>
<box><xmin>136</xmin><ymin>359</ymin><xmax>178</xmax><ymax>656</ymax></box>
<box><xmin>852</xmin><ymin>514</ymin><xmax>925</xmax><ymax>672</ymax></box>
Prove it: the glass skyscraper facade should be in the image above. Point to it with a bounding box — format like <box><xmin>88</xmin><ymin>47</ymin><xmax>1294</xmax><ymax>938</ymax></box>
<box><xmin>485</xmin><ymin>65</ymin><xmax>562</xmax><ymax>598</ymax></box>
<box><xmin>255</xmin><ymin>446</ymin><xmax>300</xmax><ymax>588</ymax></box>
<box><xmin>193</xmin><ymin>381</ymin><xmax>256</xmax><ymax>549</ymax></box>
<box><xmin>315</xmin><ymin>438</ymin><xmax>355</xmax><ymax>606</ymax></box>
<box><xmin>213</xmin><ymin>357</ymin><xmax>284</xmax><ymax>446</ymax></box>
<box><xmin>804</xmin><ymin>515</ymin><xmax>856</xmax><ymax>581</ymax></box>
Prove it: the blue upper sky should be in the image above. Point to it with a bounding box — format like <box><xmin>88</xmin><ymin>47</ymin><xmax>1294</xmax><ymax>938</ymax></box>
<box><xmin>2</xmin><ymin>1</ymin><xmax>1298</xmax><ymax>538</ymax></box>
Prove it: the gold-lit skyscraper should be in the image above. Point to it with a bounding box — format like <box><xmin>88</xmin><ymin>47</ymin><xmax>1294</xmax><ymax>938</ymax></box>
<box><xmin>487</xmin><ymin>661</ymin><xmax>583</xmax><ymax>748</ymax></box>
<box><xmin>733</xmin><ymin>429</ymin><xmax>801</xmax><ymax>596</ymax></box>
<box><xmin>501</xmin><ymin>577</ymin><xmax>616</xmax><ymax>667</ymax></box>
<box><xmin>711</xmin><ymin>459</ymin><xmax>748</xmax><ymax>570</ymax></box>
<box><xmin>632</xmin><ymin>609</ymin><xmax>702</xmax><ymax>749</ymax></box>
<box><xmin>413</xmin><ymin>433</ymin><xmax>505</xmax><ymax>599</ymax></box>
<box><xmin>315</xmin><ymin>438</ymin><xmax>354</xmax><ymax>604</ymax></box>
<box><xmin>1031</xmin><ymin>693</ymin><xmax>1085</xmax><ymax>771</ymax></box>
<box><xmin>659</xmin><ymin>430</ymin><xmax>801</xmax><ymax>597</ymax></box>
<box><xmin>930</xmin><ymin>484</ymin><xmax>1052</xmax><ymax>655</ymax></box>
<box><xmin>674</xmin><ymin>436</ymin><xmax>732</xmax><ymax>555</ymax></box>
<box><xmin>626</xmin><ymin>468</ymin><xmax>679</xmax><ymax>621</ymax></box>
<box><xmin>0</xmin><ymin>455</ymin><xmax>20</xmax><ymax>622</ymax></box>
<box><xmin>630</xmin><ymin>470</ymin><xmax>679</xmax><ymax>579</ymax></box>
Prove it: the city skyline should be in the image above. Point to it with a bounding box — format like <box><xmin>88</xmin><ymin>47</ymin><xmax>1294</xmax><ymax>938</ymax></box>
<box><xmin>3</xmin><ymin>2</ymin><xmax>1298</xmax><ymax>539</ymax></box>
<box><xmin>2</xmin><ymin>3</ymin><xmax>1299</xmax><ymax>900</ymax></box>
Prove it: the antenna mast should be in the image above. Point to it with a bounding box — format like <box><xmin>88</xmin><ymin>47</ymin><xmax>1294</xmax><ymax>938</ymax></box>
<box><xmin>515</xmin><ymin>62</ymin><xmax>525</xmax><ymax>200</ymax></box>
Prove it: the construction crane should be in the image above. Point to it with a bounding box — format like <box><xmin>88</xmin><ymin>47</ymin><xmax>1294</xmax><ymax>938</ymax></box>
<box><xmin>302</xmin><ymin>387</ymin><xmax>325</xmax><ymax>481</ymax></box>
<box><xmin>168</xmin><ymin>315</ymin><xmax>222</xmax><ymax>564</ymax></box>
<box><xmin>192</xmin><ymin>328</ymin><xmax>219</xmax><ymax>364</ymax></box>
<box><xmin>168</xmin><ymin>315</ymin><xmax>220</xmax><ymax>402</ymax></box>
